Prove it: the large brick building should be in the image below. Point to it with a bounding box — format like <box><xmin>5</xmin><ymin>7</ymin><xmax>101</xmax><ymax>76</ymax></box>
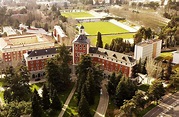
<box><xmin>0</xmin><ymin>34</ymin><xmax>54</xmax><ymax>67</ymax></box>
<box><xmin>24</xmin><ymin>26</ymin><xmax>136</xmax><ymax>78</ymax></box>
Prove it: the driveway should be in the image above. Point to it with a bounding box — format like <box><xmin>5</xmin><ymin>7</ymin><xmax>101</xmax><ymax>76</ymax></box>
<box><xmin>94</xmin><ymin>79</ymin><xmax>109</xmax><ymax>117</ymax></box>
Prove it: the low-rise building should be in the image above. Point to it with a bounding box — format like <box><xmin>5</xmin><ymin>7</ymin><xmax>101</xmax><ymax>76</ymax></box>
<box><xmin>53</xmin><ymin>25</ymin><xmax>68</xmax><ymax>43</ymax></box>
<box><xmin>3</xmin><ymin>26</ymin><xmax>17</xmax><ymax>36</ymax></box>
<box><xmin>173</xmin><ymin>51</ymin><xmax>179</xmax><ymax>64</ymax></box>
<box><xmin>134</xmin><ymin>39</ymin><xmax>162</xmax><ymax>61</ymax></box>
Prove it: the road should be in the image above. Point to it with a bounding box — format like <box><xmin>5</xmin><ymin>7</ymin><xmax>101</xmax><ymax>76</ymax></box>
<box><xmin>144</xmin><ymin>92</ymin><xmax>179</xmax><ymax>117</ymax></box>
<box><xmin>94</xmin><ymin>79</ymin><xmax>109</xmax><ymax>117</ymax></box>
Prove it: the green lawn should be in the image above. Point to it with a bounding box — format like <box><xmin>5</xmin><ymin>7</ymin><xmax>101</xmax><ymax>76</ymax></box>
<box><xmin>30</xmin><ymin>83</ymin><xmax>44</xmax><ymax>92</ymax></box>
<box><xmin>59</xmin><ymin>83</ymin><xmax>75</xmax><ymax>105</ymax></box>
<box><xmin>61</xmin><ymin>12</ymin><xmax>94</xmax><ymax>18</ymax></box>
<box><xmin>64</xmin><ymin>92</ymin><xmax>100</xmax><ymax>117</ymax></box>
<box><xmin>88</xmin><ymin>33</ymin><xmax>135</xmax><ymax>45</ymax></box>
<box><xmin>81</xmin><ymin>21</ymin><xmax>129</xmax><ymax>35</ymax></box>
<box><xmin>160</xmin><ymin>52</ymin><xmax>172</xmax><ymax>58</ymax></box>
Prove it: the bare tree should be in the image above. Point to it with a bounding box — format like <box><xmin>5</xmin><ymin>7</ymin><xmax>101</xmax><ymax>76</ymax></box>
<box><xmin>146</xmin><ymin>58</ymin><xmax>162</xmax><ymax>83</ymax></box>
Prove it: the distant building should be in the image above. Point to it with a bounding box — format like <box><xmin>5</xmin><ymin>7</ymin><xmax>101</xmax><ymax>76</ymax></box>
<box><xmin>0</xmin><ymin>34</ymin><xmax>54</xmax><ymax>67</ymax></box>
<box><xmin>173</xmin><ymin>51</ymin><xmax>179</xmax><ymax>64</ymax></box>
<box><xmin>19</xmin><ymin>24</ymin><xmax>48</xmax><ymax>35</ymax></box>
<box><xmin>134</xmin><ymin>39</ymin><xmax>162</xmax><ymax>61</ymax></box>
<box><xmin>53</xmin><ymin>25</ymin><xmax>68</xmax><ymax>43</ymax></box>
<box><xmin>3</xmin><ymin>26</ymin><xmax>17</xmax><ymax>36</ymax></box>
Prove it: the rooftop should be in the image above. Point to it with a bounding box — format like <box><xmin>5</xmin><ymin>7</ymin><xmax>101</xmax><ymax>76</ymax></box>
<box><xmin>136</xmin><ymin>39</ymin><xmax>161</xmax><ymax>47</ymax></box>
<box><xmin>54</xmin><ymin>25</ymin><xmax>67</xmax><ymax>38</ymax></box>
<box><xmin>3</xmin><ymin>26</ymin><xmax>17</xmax><ymax>36</ymax></box>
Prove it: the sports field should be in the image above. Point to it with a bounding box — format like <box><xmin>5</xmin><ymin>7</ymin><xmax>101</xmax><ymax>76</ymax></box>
<box><xmin>61</xmin><ymin>12</ymin><xmax>94</xmax><ymax>18</ymax></box>
<box><xmin>81</xmin><ymin>21</ymin><xmax>128</xmax><ymax>35</ymax></box>
<box><xmin>88</xmin><ymin>33</ymin><xmax>135</xmax><ymax>46</ymax></box>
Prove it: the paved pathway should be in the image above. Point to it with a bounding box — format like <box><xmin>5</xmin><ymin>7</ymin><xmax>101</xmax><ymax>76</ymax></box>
<box><xmin>94</xmin><ymin>79</ymin><xmax>109</xmax><ymax>117</ymax></box>
<box><xmin>144</xmin><ymin>92</ymin><xmax>179</xmax><ymax>117</ymax></box>
<box><xmin>58</xmin><ymin>78</ymin><xmax>77</xmax><ymax>117</ymax></box>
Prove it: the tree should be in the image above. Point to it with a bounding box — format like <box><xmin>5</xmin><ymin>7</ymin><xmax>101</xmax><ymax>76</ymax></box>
<box><xmin>132</xmin><ymin>91</ymin><xmax>146</xmax><ymax>109</ymax></box>
<box><xmin>148</xmin><ymin>80</ymin><xmax>165</xmax><ymax>103</ymax></box>
<box><xmin>42</xmin><ymin>84</ymin><xmax>50</xmax><ymax>110</ymax></box>
<box><xmin>131</xmin><ymin>65</ymin><xmax>138</xmax><ymax>78</ymax></box>
<box><xmin>76</xmin><ymin>55</ymin><xmax>92</xmax><ymax>104</ymax></box>
<box><xmin>104</xmin><ymin>43</ymin><xmax>110</xmax><ymax>49</ymax></box>
<box><xmin>85</xmin><ymin>71</ymin><xmax>95</xmax><ymax>105</ymax></box>
<box><xmin>141</xmin><ymin>57</ymin><xmax>147</xmax><ymax>74</ymax></box>
<box><xmin>4</xmin><ymin>65</ymin><xmax>31</xmax><ymax>102</ymax></box>
<box><xmin>96</xmin><ymin>32</ymin><xmax>103</xmax><ymax>48</ymax></box>
<box><xmin>51</xmin><ymin>90</ymin><xmax>62</xmax><ymax>110</ymax></box>
<box><xmin>0</xmin><ymin>101</ymin><xmax>31</xmax><ymax>117</ymax></box>
<box><xmin>44</xmin><ymin>23</ymin><xmax>48</xmax><ymax>32</ymax></box>
<box><xmin>78</xmin><ymin>95</ymin><xmax>92</xmax><ymax>117</ymax></box>
<box><xmin>115</xmin><ymin>76</ymin><xmax>137</xmax><ymax>107</ymax></box>
<box><xmin>120</xmin><ymin>99</ymin><xmax>136</xmax><ymax>117</ymax></box>
<box><xmin>107</xmin><ymin>72</ymin><xmax>116</xmax><ymax>95</ymax></box>
<box><xmin>165</xmin><ymin>59</ymin><xmax>172</xmax><ymax>80</ymax></box>
<box><xmin>32</xmin><ymin>89</ymin><xmax>42</xmax><ymax>117</ymax></box>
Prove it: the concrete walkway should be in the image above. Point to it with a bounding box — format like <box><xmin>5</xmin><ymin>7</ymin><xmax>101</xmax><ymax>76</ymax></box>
<box><xmin>58</xmin><ymin>80</ymin><xmax>77</xmax><ymax>117</ymax></box>
<box><xmin>94</xmin><ymin>79</ymin><xmax>109</xmax><ymax>117</ymax></box>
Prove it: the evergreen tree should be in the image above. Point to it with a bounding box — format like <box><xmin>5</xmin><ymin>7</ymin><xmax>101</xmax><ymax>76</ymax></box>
<box><xmin>42</xmin><ymin>84</ymin><xmax>50</xmax><ymax>110</ymax></box>
<box><xmin>104</xmin><ymin>43</ymin><xmax>110</xmax><ymax>49</ymax></box>
<box><xmin>78</xmin><ymin>95</ymin><xmax>92</xmax><ymax>117</ymax></box>
<box><xmin>44</xmin><ymin>23</ymin><xmax>48</xmax><ymax>32</ymax></box>
<box><xmin>85</xmin><ymin>71</ymin><xmax>95</xmax><ymax>105</ymax></box>
<box><xmin>32</xmin><ymin>90</ymin><xmax>42</xmax><ymax>117</ymax></box>
<box><xmin>141</xmin><ymin>57</ymin><xmax>147</xmax><ymax>74</ymax></box>
<box><xmin>51</xmin><ymin>90</ymin><xmax>62</xmax><ymax>110</ymax></box>
<box><xmin>165</xmin><ymin>59</ymin><xmax>172</xmax><ymax>80</ymax></box>
<box><xmin>96</xmin><ymin>32</ymin><xmax>103</xmax><ymax>48</ymax></box>
<box><xmin>107</xmin><ymin>72</ymin><xmax>116</xmax><ymax>95</ymax></box>
<box><xmin>131</xmin><ymin>65</ymin><xmax>138</xmax><ymax>78</ymax></box>
<box><xmin>137</xmin><ymin>58</ymin><xmax>142</xmax><ymax>73</ymax></box>
<box><xmin>115</xmin><ymin>76</ymin><xmax>137</xmax><ymax>107</ymax></box>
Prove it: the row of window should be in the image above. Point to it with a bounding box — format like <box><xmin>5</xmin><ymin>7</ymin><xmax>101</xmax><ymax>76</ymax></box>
<box><xmin>30</xmin><ymin>54</ymin><xmax>54</xmax><ymax>60</ymax></box>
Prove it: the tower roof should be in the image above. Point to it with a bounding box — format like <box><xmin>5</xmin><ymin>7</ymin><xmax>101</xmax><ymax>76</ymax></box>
<box><xmin>72</xmin><ymin>35</ymin><xmax>89</xmax><ymax>44</ymax></box>
<box><xmin>80</xmin><ymin>25</ymin><xmax>84</xmax><ymax>29</ymax></box>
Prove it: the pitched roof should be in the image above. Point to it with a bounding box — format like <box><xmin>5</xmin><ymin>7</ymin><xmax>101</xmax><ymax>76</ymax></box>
<box><xmin>72</xmin><ymin>35</ymin><xmax>89</xmax><ymax>44</ymax></box>
<box><xmin>27</xmin><ymin>48</ymin><xmax>58</xmax><ymax>57</ymax></box>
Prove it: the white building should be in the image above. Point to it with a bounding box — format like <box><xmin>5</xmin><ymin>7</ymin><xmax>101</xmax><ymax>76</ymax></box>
<box><xmin>134</xmin><ymin>39</ymin><xmax>162</xmax><ymax>61</ymax></box>
<box><xmin>3</xmin><ymin>26</ymin><xmax>17</xmax><ymax>36</ymax></box>
<box><xmin>173</xmin><ymin>51</ymin><xmax>179</xmax><ymax>64</ymax></box>
<box><xmin>53</xmin><ymin>25</ymin><xmax>68</xmax><ymax>43</ymax></box>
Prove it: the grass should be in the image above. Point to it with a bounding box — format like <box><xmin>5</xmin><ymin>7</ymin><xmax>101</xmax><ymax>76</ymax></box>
<box><xmin>30</xmin><ymin>82</ymin><xmax>44</xmax><ymax>92</ymax></box>
<box><xmin>137</xmin><ymin>104</ymin><xmax>157</xmax><ymax>117</ymax></box>
<box><xmin>138</xmin><ymin>84</ymin><xmax>150</xmax><ymax>92</ymax></box>
<box><xmin>80</xmin><ymin>21</ymin><xmax>129</xmax><ymax>35</ymax></box>
<box><xmin>88</xmin><ymin>33</ymin><xmax>135</xmax><ymax>45</ymax></box>
<box><xmin>64</xmin><ymin>92</ymin><xmax>100</xmax><ymax>117</ymax></box>
<box><xmin>59</xmin><ymin>83</ymin><xmax>75</xmax><ymax>105</ymax></box>
<box><xmin>160</xmin><ymin>52</ymin><xmax>173</xmax><ymax>60</ymax></box>
<box><xmin>61</xmin><ymin>12</ymin><xmax>94</xmax><ymax>18</ymax></box>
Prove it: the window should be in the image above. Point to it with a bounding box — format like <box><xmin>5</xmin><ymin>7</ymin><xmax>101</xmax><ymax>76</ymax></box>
<box><xmin>31</xmin><ymin>61</ymin><xmax>33</xmax><ymax>64</ymax></box>
<box><xmin>91</xmin><ymin>54</ymin><xmax>93</xmax><ymax>56</ymax></box>
<box><xmin>79</xmin><ymin>47</ymin><xmax>82</xmax><ymax>50</ymax></box>
<box><xmin>31</xmin><ymin>58</ymin><xmax>32</xmax><ymax>60</ymax></box>
<box><xmin>47</xmin><ymin>56</ymin><xmax>48</xmax><ymax>57</ymax></box>
<box><xmin>99</xmin><ymin>55</ymin><xmax>100</xmax><ymax>57</ymax></box>
<box><xmin>36</xmin><ymin>57</ymin><xmax>38</xmax><ymax>59</ymax></box>
<box><xmin>75</xmin><ymin>44</ymin><xmax>78</xmax><ymax>47</ymax></box>
<box><xmin>52</xmin><ymin>55</ymin><xmax>54</xmax><ymax>56</ymax></box>
<box><xmin>41</xmin><ymin>56</ymin><xmax>43</xmax><ymax>58</ymax></box>
<box><xmin>36</xmin><ymin>61</ymin><xmax>39</xmax><ymax>63</ymax></box>
<box><xmin>98</xmin><ymin>59</ymin><xmax>100</xmax><ymax>61</ymax></box>
<box><xmin>83</xmin><ymin>45</ymin><xmax>86</xmax><ymax>48</ymax></box>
